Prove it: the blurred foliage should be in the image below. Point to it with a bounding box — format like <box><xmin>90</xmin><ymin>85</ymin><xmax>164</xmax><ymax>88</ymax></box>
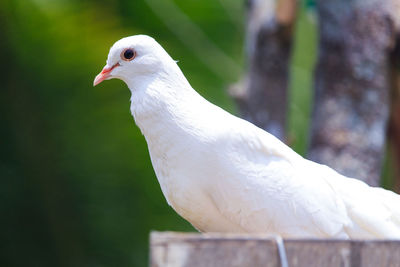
<box><xmin>305</xmin><ymin>0</ymin><xmax>316</xmax><ymax>9</ymax></box>
<box><xmin>0</xmin><ymin>0</ymin><xmax>244</xmax><ymax>266</ymax></box>
<box><xmin>288</xmin><ymin>6</ymin><xmax>317</xmax><ymax>155</ymax></box>
<box><xmin>0</xmin><ymin>0</ymin><xmax>361</xmax><ymax>266</ymax></box>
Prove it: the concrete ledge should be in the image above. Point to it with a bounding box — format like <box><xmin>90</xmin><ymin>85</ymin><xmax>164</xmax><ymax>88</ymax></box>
<box><xmin>150</xmin><ymin>232</ymin><xmax>400</xmax><ymax>267</ymax></box>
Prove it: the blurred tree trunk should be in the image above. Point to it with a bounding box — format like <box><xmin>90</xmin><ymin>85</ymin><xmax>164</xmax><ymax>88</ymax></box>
<box><xmin>388</xmin><ymin>35</ymin><xmax>400</xmax><ymax>192</ymax></box>
<box><xmin>231</xmin><ymin>0</ymin><xmax>297</xmax><ymax>141</ymax></box>
<box><xmin>308</xmin><ymin>0</ymin><xmax>400</xmax><ymax>186</ymax></box>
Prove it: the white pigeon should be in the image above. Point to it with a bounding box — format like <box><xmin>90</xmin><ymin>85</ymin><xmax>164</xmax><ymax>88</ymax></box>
<box><xmin>94</xmin><ymin>35</ymin><xmax>400</xmax><ymax>239</ymax></box>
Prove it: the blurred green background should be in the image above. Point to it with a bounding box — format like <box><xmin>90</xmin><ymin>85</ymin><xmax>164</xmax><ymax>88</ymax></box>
<box><xmin>0</xmin><ymin>0</ymin><xmax>329</xmax><ymax>266</ymax></box>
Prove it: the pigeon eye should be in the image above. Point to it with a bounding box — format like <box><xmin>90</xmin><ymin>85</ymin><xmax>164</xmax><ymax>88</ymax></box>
<box><xmin>121</xmin><ymin>48</ymin><xmax>136</xmax><ymax>61</ymax></box>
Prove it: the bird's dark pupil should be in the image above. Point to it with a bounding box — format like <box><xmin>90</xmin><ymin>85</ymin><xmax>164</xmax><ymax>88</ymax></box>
<box><xmin>124</xmin><ymin>49</ymin><xmax>134</xmax><ymax>59</ymax></box>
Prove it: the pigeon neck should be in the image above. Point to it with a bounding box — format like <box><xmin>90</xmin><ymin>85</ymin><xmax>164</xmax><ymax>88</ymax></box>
<box><xmin>127</xmin><ymin>69</ymin><xmax>204</xmax><ymax>140</ymax></box>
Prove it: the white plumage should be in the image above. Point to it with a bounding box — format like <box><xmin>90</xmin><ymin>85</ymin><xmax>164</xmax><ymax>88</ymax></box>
<box><xmin>94</xmin><ymin>35</ymin><xmax>400</xmax><ymax>239</ymax></box>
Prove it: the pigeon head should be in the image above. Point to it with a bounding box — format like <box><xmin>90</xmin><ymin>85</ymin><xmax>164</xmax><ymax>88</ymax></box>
<box><xmin>93</xmin><ymin>35</ymin><xmax>169</xmax><ymax>87</ymax></box>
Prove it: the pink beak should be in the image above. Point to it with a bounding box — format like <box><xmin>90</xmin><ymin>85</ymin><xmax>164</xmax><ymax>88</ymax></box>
<box><xmin>93</xmin><ymin>63</ymin><xmax>120</xmax><ymax>86</ymax></box>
